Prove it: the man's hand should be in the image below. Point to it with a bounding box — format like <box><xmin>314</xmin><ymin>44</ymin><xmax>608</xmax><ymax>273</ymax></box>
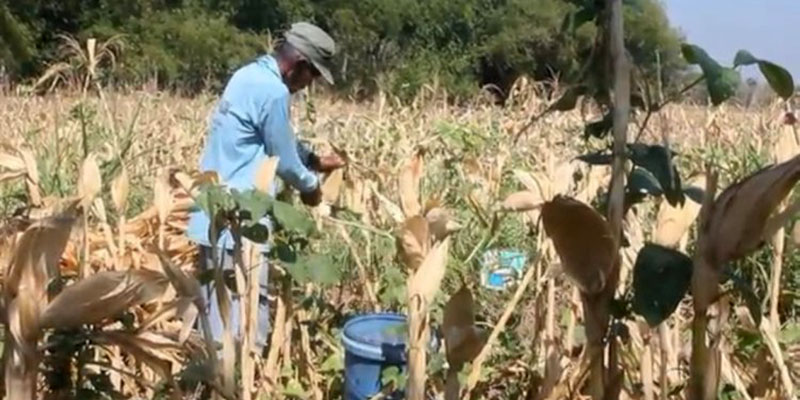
<box><xmin>310</xmin><ymin>153</ymin><xmax>346</xmax><ymax>173</ymax></box>
<box><xmin>300</xmin><ymin>185</ymin><xmax>323</xmax><ymax>207</ymax></box>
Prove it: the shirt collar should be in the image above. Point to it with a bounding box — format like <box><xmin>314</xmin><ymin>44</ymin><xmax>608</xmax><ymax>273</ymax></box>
<box><xmin>257</xmin><ymin>54</ymin><xmax>282</xmax><ymax>80</ymax></box>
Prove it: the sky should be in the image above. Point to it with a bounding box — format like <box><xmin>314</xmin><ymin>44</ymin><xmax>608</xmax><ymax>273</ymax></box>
<box><xmin>663</xmin><ymin>0</ymin><xmax>800</xmax><ymax>81</ymax></box>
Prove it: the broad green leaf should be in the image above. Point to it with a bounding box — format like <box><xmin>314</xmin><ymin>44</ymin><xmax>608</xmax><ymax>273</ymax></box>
<box><xmin>632</xmin><ymin>244</ymin><xmax>693</xmax><ymax>326</ymax></box>
<box><xmin>194</xmin><ymin>183</ymin><xmax>235</xmax><ymax>218</ymax></box>
<box><xmin>758</xmin><ymin>61</ymin><xmax>795</xmax><ymax>100</ymax></box>
<box><xmin>272</xmin><ymin>242</ymin><xmax>297</xmax><ymax>263</ymax></box>
<box><xmin>584</xmin><ymin>113</ymin><xmax>613</xmax><ymax>139</ymax></box>
<box><xmin>629</xmin><ymin>144</ymin><xmax>683</xmax><ymax>206</ymax></box>
<box><xmin>723</xmin><ymin>268</ymin><xmax>762</xmax><ymax>327</ymax></box>
<box><xmin>241</xmin><ymin>224</ymin><xmax>270</xmax><ymax>243</ymax></box>
<box><xmin>707</xmin><ymin>67</ymin><xmax>741</xmax><ymax>106</ymax></box>
<box><xmin>576</xmin><ymin>151</ymin><xmax>612</xmax><ymax>165</ymax></box>
<box><xmin>231</xmin><ymin>189</ymin><xmax>272</xmax><ymax>227</ymax></box>
<box><xmin>683</xmin><ymin>186</ymin><xmax>705</xmax><ymax>203</ymax></box>
<box><xmin>272</xmin><ymin>200</ymin><xmax>315</xmax><ymax>236</ymax></box>
<box><xmin>681</xmin><ymin>43</ymin><xmax>741</xmax><ymax>105</ymax></box>
<box><xmin>285</xmin><ymin>254</ymin><xmax>341</xmax><ymax>286</ymax></box>
<box><xmin>733</xmin><ymin>50</ymin><xmax>759</xmax><ymax>67</ymax></box>
<box><xmin>628</xmin><ymin>167</ymin><xmax>663</xmax><ymax>196</ymax></box>
<box><xmin>733</xmin><ymin>50</ymin><xmax>795</xmax><ymax>99</ymax></box>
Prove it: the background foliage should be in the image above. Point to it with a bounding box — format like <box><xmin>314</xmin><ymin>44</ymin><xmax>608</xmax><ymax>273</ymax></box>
<box><xmin>0</xmin><ymin>0</ymin><xmax>688</xmax><ymax>98</ymax></box>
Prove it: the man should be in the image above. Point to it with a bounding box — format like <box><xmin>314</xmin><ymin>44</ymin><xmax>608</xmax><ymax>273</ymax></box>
<box><xmin>186</xmin><ymin>22</ymin><xmax>344</xmax><ymax>352</ymax></box>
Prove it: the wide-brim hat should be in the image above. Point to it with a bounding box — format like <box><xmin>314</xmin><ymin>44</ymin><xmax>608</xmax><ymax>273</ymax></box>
<box><xmin>284</xmin><ymin>22</ymin><xmax>336</xmax><ymax>84</ymax></box>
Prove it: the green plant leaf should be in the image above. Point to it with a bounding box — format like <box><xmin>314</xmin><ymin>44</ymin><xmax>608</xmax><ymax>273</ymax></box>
<box><xmin>628</xmin><ymin>144</ymin><xmax>683</xmax><ymax>206</ymax></box>
<box><xmin>242</xmin><ymin>224</ymin><xmax>270</xmax><ymax>243</ymax></box>
<box><xmin>733</xmin><ymin>50</ymin><xmax>795</xmax><ymax>99</ymax></box>
<box><xmin>285</xmin><ymin>254</ymin><xmax>341</xmax><ymax>286</ymax></box>
<box><xmin>733</xmin><ymin>50</ymin><xmax>759</xmax><ymax>67</ymax></box>
<box><xmin>562</xmin><ymin>6</ymin><xmax>597</xmax><ymax>33</ymax></box>
<box><xmin>683</xmin><ymin>186</ymin><xmax>705</xmax><ymax>203</ymax></box>
<box><xmin>681</xmin><ymin>43</ymin><xmax>741</xmax><ymax>105</ymax></box>
<box><xmin>707</xmin><ymin>67</ymin><xmax>741</xmax><ymax>106</ymax></box>
<box><xmin>758</xmin><ymin>61</ymin><xmax>795</xmax><ymax>100</ymax></box>
<box><xmin>628</xmin><ymin>167</ymin><xmax>663</xmax><ymax>196</ymax></box>
<box><xmin>272</xmin><ymin>200</ymin><xmax>315</xmax><ymax>236</ymax></box>
<box><xmin>231</xmin><ymin>189</ymin><xmax>272</xmax><ymax>227</ymax></box>
<box><xmin>577</xmin><ymin>150</ymin><xmax>613</xmax><ymax>165</ymax></box>
<box><xmin>584</xmin><ymin>113</ymin><xmax>613</xmax><ymax>139</ymax></box>
<box><xmin>273</xmin><ymin>242</ymin><xmax>298</xmax><ymax>263</ymax></box>
<box><xmin>632</xmin><ymin>244</ymin><xmax>693</xmax><ymax>326</ymax></box>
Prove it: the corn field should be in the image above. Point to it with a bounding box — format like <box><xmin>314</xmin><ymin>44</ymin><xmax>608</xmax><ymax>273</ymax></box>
<box><xmin>0</xmin><ymin>81</ymin><xmax>799</xmax><ymax>400</ymax></box>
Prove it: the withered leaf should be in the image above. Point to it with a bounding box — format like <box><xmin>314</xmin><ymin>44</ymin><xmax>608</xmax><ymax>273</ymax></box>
<box><xmin>5</xmin><ymin>213</ymin><xmax>77</xmax><ymax>346</ymax></box>
<box><xmin>501</xmin><ymin>191</ymin><xmax>543</xmax><ymax>212</ymax></box>
<box><xmin>40</xmin><ymin>269</ymin><xmax>169</xmax><ymax>329</ymax></box>
<box><xmin>321</xmin><ymin>168</ymin><xmax>345</xmax><ymax>204</ymax></box>
<box><xmin>408</xmin><ymin>237</ymin><xmax>450</xmax><ymax>304</ymax></box>
<box><xmin>443</xmin><ymin>286</ymin><xmax>486</xmax><ymax>368</ymax></box>
<box><xmin>426</xmin><ymin>207</ymin><xmax>460</xmax><ymax>241</ymax></box>
<box><xmin>94</xmin><ymin>331</ymin><xmax>180</xmax><ymax>379</ymax></box>
<box><xmin>111</xmin><ymin>167</ymin><xmax>130</xmax><ymax>213</ymax></box>
<box><xmin>654</xmin><ymin>175</ymin><xmax>705</xmax><ymax>248</ymax></box>
<box><xmin>398</xmin><ymin>216</ymin><xmax>430</xmax><ymax>271</ymax></box>
<box><xmin>399</xmin><ymin>151</ymin><xmax>424</xmax><ymax>217</ymax></box>
<box><xmin>154</xmin><ymin>169</ymin><xmax>173</xmax><ymax>224</ymax></box>
<box><xmin>542</xmin><ymin>195</ymin><xmax>616</xmax><ymax>294</ymax></box>
<box><xmin>705</xmin><ymin>154</ymin><xmax>800</xmax><ymax>266</ymax></box>
<box><xmin>78</xmin><ymin>154</ymin><xmax>102</xmax><ymax>208</ymax></box>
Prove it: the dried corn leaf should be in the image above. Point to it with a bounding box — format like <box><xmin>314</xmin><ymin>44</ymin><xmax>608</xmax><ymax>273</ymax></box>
<box><xmin>78</xmin><ymin>154</ymin><xmax>102</xmax><ymax>208</ymax></box>
<box><xmin>0</xmin><ymin>151</ymin><xmax>26</xmax><ymax>173</ymax></box>
<box><xmin>398</xmin><ymin>216</ymin><xmax>431</xmax><ymax>271</ymax></box>
<box><xmin>425</xmin><ymin>207</ymin><xmax>460</xmax><ymax>241</ymax></box>
<box><xmin>254</xmin><ymin>156</ymin><xmax>279</xmax><ymax>193</ymax></box>
<box><xmin>156</xmin><ymin>250</ymin><xmax>201</xmax><ymax>300</ymax></box>
<box><xmin>513</xmin><ymin>169</ymin><xmax>547</xmax><ymax>199</ymax></box>
<box><xmin>705</xmin><ymin>154</ymin><xmax>800</xmax><ymax>266</ymax></box>
<box><xmin>771</xmin><ymin>127</ymin><xmax>799</xmax><ymax>164</ymax></box>
<box><xmin>654</xmin><ymin>175</ymin><xmax>705</xmax><ymax>248</ymax></box>
<box><xmin>111</xmin><ymin>167</ymin><xmax>129</xmax><ymax>213</ymax></box>
<box><xmin>93</xmin><ymin>330</ymin><xmax>179</xmax><ymax>380</ymax></box>
<box><xmin>443</xmin><ymin>286</ymin><xmax>486</xmax><ymax>368</ymax></box>
<box><xmin>542</xmin><ymin>196</ymin><xmax>616</xmax><ymax>294</ymax></box>
<box><xmin>322</xmin><ymin>168</ymin><xmax>344</xmax><ymax>204</ymax></box>
<box><xmin>40</xmin><ymin>269</ymin><xmax>168</xmax><ymax>329</ymax></box>
<box><xmin>399</xmin><ymin>151</ymin><xmax>424</xmax><ymax>217</ymax></box>
<box><xmin>501</xmin><ymin>191</ymin><xmax>543</xmax><ymax>212</ymax></box>
<box><xmin>408</xmin><ymin>237</ymin><xmax>450</xmax><ymax>304</ymax></box>
<box><xmin>5</xmin><ymin>212</ymin><xmax>77</xmax><ymax>346</ymax></box>
<box><xmin>154</xmin><ymin>169</ymin><xmax>172</xmax><ymax>224</ymax></box>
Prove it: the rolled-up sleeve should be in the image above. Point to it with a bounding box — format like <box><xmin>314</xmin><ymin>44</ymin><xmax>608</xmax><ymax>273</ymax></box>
<box><xmin>259</xmin><ymin>94</ymin><xmax>319</xmax><ymax>193</ymax></box>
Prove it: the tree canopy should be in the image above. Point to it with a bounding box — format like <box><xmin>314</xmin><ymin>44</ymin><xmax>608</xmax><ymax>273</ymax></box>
<box><xmin>0</xmin><ymin>0</ymin><xmax>686</xmax><ymax>99</ymax></box>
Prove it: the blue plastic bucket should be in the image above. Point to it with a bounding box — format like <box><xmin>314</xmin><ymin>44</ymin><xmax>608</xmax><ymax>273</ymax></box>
<box><xmin>342</xmin><ymin>313</ymin><xmax>408</xmax><ymax>400</ymax></box>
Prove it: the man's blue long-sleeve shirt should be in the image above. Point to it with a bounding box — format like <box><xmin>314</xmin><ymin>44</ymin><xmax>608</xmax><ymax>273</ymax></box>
<box><xmin>186</xmin><ymin>55</ymin><xmax>318</xmax><ymax>248</ymax></box>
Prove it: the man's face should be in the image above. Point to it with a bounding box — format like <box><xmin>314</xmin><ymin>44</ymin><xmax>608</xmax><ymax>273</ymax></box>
<box><xmin>285</xmin><ymin>61</ymin><xmax>319</xmax><ymax>94</ymax></box>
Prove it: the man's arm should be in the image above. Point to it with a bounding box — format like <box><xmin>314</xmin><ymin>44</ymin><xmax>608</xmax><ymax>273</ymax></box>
<box><xmin>259</xmin><ymin>94</ymin><xmax>321</xmax><ymax>203</ymax></box>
